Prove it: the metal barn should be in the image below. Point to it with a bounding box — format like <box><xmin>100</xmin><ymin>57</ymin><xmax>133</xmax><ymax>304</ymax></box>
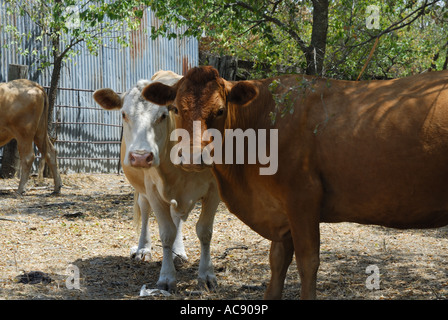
<box><xmin>0</xmin><ymin>2</ymin><xmax>198</xmax><ymax>173</ymax></box>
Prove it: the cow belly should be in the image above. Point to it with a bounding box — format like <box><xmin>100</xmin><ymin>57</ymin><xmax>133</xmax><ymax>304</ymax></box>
<box><xmin>320</xmin><ymin>171</ymin><xmax>448</xmax><ymax>229</ymax></box>
<box><xmin>317</xmin><ymin>116</ymin><xmax>448</xmax><ymax>229</ymax></box>
<box><xmin>322</xmin><ymin>203</ymin><xmax>448</xmax><ymax>229</ymax></box>
<box><xmin>228</xmin><ymin>202</ymin><xmax>291</xmax><ymax>242</ymax></box>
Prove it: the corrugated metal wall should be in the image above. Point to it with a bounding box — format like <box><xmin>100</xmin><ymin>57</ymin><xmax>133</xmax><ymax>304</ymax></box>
<box><xmin>0</xmin><ymin>2</ymin><xmax>198</xmax><ymax>173</ymax></box>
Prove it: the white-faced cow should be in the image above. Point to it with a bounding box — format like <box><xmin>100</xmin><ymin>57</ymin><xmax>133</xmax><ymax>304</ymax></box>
<box><xmin>93</xmin><ymin>71</ymin><xmax>220</xmax><ymax>291</ymax></box>
<box><xmin>142</xmin><ymin>66</ymin><xmax>448</xmax><ymax>299</ymax></box>
<box><xmin>0</xmin><ymin>79</ymin><xmax>62</xmax><ymax>195</ymax></box>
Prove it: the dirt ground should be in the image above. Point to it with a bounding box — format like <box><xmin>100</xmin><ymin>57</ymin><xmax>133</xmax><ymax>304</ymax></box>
<box><xmin>0</xmin><ymin>173</ymin><xmax>447</xmax><ymax>300</ymax></box>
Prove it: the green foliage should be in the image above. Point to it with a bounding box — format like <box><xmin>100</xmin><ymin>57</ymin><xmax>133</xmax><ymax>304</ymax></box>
<box><xmin>148</xmin><ymin>0</ymin><xmax>448</xmax><ymax>80</ymax></box>
<box><xmin>268</xmin><ymin>76</ymin><xmax>319</xmax><ymax>124</ymax></box>
<box><xmin>5</xmin><ymin>0</ymin><xmax>447</xmax><ymax>81</ymax></box>
<box><xmin>3</xmin><ymin>0</ymin><xmax>148</xmax><ymax>71</ymax></box>
<box><xmin>326</xmin><ymin>0</ymin><xmax>448</xmax><ymax>80</ymax></box>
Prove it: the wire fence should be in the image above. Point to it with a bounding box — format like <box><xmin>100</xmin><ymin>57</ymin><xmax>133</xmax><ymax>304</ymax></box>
<box><xmin>51</xmin><ymin>86</ymin><xmax>123</xmax><ymax>173</ymax></box>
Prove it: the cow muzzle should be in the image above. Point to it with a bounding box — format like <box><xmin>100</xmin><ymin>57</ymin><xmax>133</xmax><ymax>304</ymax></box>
<box><xmin>178</xmin><ymin>163</ymin><xmax>210</xmax><ymax>172</ymax></box>
<box><xmin>174</xmin><ymin>145</ymin><xmax>212</xmax><ymax>172</ymax></box>
<box><xmin>129</xmin><ymin>151</ymin><xmax>154</xmax><ymax>168</ymax></box>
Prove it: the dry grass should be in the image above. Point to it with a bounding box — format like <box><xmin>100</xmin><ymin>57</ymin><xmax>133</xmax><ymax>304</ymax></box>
<box><xmin>0</xmin><ymin>173</ymin><xmax>447</xmax><ymax>300</ymax></box>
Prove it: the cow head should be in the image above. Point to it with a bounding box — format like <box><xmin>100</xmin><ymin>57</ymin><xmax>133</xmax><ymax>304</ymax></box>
<box><xmin>93</xmin><ymin>73</ymin><xmax>181</xmax><ymax>169</ymax></box>
<box><xmin>141</xmin><ymin>66</ymin><xmax>258</xmax><ymax>171</ymax></box>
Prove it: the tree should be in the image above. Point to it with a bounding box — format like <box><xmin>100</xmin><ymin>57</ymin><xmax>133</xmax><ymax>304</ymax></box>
<box><xmin>325</xmin><ymin>0</ymin><xmax>447</xmax><ymax>80</ymax></box>
<box><xmin>149</xmin><ymin>0</ymin><xmax>329</xmax><ymax>76</ymax></box>
<box><xmin>148</xmin><ymin>0</ymin><xmax>446</xmax><ymax>79</ymax></box>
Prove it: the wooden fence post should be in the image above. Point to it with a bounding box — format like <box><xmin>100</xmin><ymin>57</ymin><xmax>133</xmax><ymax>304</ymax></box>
<box><xmin>200</xmin><ymin>52</ymin><xmax>238</xmax><ymax>81</ymax></box>
<box><xmin>0</xmin><ymin>64</ymin><xmax>28</xmax><ymax>179</ymax></box>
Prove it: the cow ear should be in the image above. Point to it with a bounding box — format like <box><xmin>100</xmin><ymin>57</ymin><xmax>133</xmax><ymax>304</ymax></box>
<box><xmin>142</xmin><ymin>82</ymin><xmax>177</xmax><ymax>106</ymax></box>
<box><xmin>228</xmin><ymin>81</ymin><xmax>258</xmax><ymax>106</ymax></box>
<box><xmin>93</xmin><ymin>89</ymin><xmax>122</xmax><ymax>110</ymax></box>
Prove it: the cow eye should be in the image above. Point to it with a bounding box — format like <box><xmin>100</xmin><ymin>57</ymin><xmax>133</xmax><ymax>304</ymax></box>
<box><xmin>216</xmin><ymin>108</ymin><xmax>225</xmax><ymax>117</ymax></box>
<box><xmin>122</xmin><ymin>112</ymin><xmax>127</xmax><ymax>121</ymax></box>
<box><xmin>160</xmin><ymin>113</ymin><xmax>167</xmax><ymax>122</ymax></box>
<box><xmin>169</xmin><ymin>105</ymin><xmax>178</xmax><ymax>115</ymax></box>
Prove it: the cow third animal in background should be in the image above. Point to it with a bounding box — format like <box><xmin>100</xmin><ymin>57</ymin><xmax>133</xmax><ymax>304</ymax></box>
<box><xmin>142</xmin><ymin>66</ymin><xmax>448</xmax><ymax>299</ymax></box>
<box><xmin>93</xmin><ymin>71</ymin><xmax>220</xmax><ymax>291</ymax></box>
<box><xmin>0</xmin><ymin>79</ymin><xmax>62</xmax><ymax>195</ymax></box>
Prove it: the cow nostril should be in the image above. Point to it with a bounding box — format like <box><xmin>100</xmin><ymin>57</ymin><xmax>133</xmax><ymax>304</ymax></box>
<box><xmin>129</xmin><ymin>152</ymin><xmax>154</xmax><ymax>167</ymax></box>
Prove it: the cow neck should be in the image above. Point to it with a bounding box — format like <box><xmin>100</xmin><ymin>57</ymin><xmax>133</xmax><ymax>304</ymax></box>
<box><xmin>225</xmin><ymin>80</ymin><xmax>272</xmax><ymax>132</ymax></box>
<box><xmin>218</xmin><ymin>79</ymin><xmax>273</xmax><ymax>177</ymax></box>
<box><xmin>153</xmin><ymin>112</ymin><xmax>181</xmax><ymax>183</ymax></box>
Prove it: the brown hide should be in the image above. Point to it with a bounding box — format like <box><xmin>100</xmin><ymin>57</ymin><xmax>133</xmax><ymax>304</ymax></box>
<box><xmin>142</xmin><ymin>66</ymin><xmax>448</xmax><ymax>299</ymax></box>
<box><xmin>0</xmin><ymin>79</ymin><xmax>61</xmax><ymax>194</ymax></box>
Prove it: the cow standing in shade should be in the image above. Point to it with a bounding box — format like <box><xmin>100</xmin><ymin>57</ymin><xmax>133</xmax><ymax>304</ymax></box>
<box><xmin>142</xmin><ymin>66</ymin><xmax>448</xmax><ymax>299</ymax></box>
<box><xmin>0</xmin><ymin>79</ymin><xmax>62</xmax><ymax>195</ymax></box>
<box><xmin>93</xmin><ymin>71</ymin><xmax>220</xmax><ymax>291</ymax></box>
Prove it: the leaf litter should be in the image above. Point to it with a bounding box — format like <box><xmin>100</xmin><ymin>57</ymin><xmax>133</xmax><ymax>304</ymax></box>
<box><xmin>0</xmin><ymin>173</ymin><xmax>447</xmax><ymax>300</ymax></box>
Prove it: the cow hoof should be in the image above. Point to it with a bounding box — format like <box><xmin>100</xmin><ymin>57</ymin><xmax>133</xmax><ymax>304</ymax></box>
<box><xmin>15</xmin><ymin>190</ymin><xmax>25</xmax><ymax>197</ymax></box>
<box><xmin>173</xmin><ymin>253</ymin><xmax>188</xmax><ymax>266</ymax></box>
<box><xmin>51</xmin><ymin>189</ymin><xmax>62</xmax><ymax>196</ymax></box>
<box><xmin>156</xmin><ymin>278</ymin><xmax>177</xmax><ymax>293</ymax></box>
<box><xmin>198</xmin><ymin>275</ymin><xmax>218</xmax><ymax>291</ymax></box>
<box><xmin>130</xmin><ymin>246</ymin><xmax>152</xmax><ymax>262</ymax></box>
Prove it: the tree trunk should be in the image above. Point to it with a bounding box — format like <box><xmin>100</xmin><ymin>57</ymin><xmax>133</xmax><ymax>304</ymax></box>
<box><xmin>41</xmin><ymin>33</ymin><xmax>63</xmax><ymax>178</ymax></box>
<box><xmin>305</xmin><ymin>0</ymin><xmax>329</xmax><ymax>76</ymax></box>
<box><xmin>48</xmin><ymin>55</ymin><xmax>63</xmax><ymax>138</ymax></box>
<box><xmin>0</xmin><ymin>64</ymin><xmax>28</xmax><ymax>179</ymax></box>
<box><xmin>48</xmin><ymin>29</ymin><xmax>63</xmax><ymax>139</ymax></box>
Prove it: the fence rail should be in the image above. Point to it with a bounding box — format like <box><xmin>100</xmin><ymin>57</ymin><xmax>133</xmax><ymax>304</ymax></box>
<box><xmin>51</xmin><ymin>88</ymin><xmax>123</xmax><ymax>173</ymax></box>
<box><xmin>54</xmin><ymin>122</ymin><xmax>123</xmax><ymax>128</ymax></box>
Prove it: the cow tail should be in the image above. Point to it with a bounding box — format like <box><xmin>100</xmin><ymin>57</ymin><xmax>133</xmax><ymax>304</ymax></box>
<box><xmin>133</xmin><ymin>191</ymin><xmax>142</xmax><ymax>231</ymax></box>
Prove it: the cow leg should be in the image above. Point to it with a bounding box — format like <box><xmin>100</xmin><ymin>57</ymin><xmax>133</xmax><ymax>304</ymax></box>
<box><xmin>264</xmin><ymin>238</ymin><xmax>294</xmax><ymax>299</ymax></box>
<box><xmin>35</xmin><ymin>136</ymin><xmax>62</xmax><ymax>194</ymax></box>
<box><xmin>170</xmin><ymin>212</ymin><xmax>188</xmax><ymax>263</ymax></box>
<box><xmin>289</xmin><ymin>176</ymin><xmax>322</xmax><ymax>300</ymax></box>
<box><xmin>131</xmin><ymin>194</ymin><xmax>152</xmax><ymax>261</ymax></box>
<box><xmin>152</xmin><ymin>200</ymin><xmax>177</xmax><ymax>291</ymax></box>
<box><xmin>16</xmin><ymin>139</ymin><xmax>35</xmax><ymax>195</ymax></box>
<box><xmin>37</xmin><ymin>157</ymin><xmax>45</xmax><ymax>184</ymax></box>
<box><xmin>293</xmin><ymin>224</ymin><xmax>320</xmax><ymax>300</ymax></box>
<box><xmin>196</xmin><ymin>190</ymin><xmax>219</xmax><ymax>290</ymax></box>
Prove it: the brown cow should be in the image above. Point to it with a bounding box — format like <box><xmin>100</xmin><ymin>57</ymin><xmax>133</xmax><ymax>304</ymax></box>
<box><xmin>142</xmin><ymin>66</ymin><xmax>448</xmax><ymax>299</ymax></box>
<box><xmin>0</xmin><ymin>79</ymin><xmax>62</xmax><ymax>194</ymax></box>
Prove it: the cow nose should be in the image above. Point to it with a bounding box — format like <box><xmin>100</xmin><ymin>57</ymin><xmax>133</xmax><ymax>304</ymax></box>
<box><xmin>129</xmin><ymin>152</ymin><xmax>154</xmax><ymax>168</ymax></box>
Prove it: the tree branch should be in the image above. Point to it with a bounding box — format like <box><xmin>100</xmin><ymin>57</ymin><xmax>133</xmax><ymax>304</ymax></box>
<box><xmin>229</xmin><ymin>1</ymin><xmax>308</xmax><ymax>53</ymax></box>
<box><xmin>351</xmin><ymin>0</ymin><xmax>441</xmax><ymax>48</ymax></box>
<box><xmin>237</xmin><ymin>20</ymin><xmax>265</xmax><ymax>37</ymax></box>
